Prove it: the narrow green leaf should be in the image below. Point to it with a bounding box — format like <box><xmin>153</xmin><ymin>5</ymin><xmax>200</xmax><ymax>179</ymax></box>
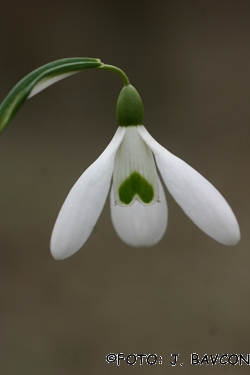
<box><xmin>0</xmin><ymin>57</ymin><xmax>102</xmax><ymax>133</ymax></box>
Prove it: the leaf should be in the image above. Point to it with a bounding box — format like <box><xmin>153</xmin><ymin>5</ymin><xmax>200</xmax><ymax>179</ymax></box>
<box><xmin>0</xmin><ymin>57</ymin><xmax>102</xmax><ymax>133</ymax></box>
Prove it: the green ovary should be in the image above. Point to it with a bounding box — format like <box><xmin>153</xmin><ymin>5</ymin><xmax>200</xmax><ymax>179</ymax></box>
<box><xmin>118</xmin><ymin>171</ymin><xmax>154</xmax><ymax>205</ymax></box>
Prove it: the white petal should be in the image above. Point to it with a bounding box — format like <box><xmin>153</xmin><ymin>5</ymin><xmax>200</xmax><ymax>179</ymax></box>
<box><xmin>138</xmin><ymin>125</ymin><xmax>240</xmax><ymax>245</ymax></box>
<box><xmin>51</xmin><ymin>127</ymin><xmax>126</xmax><ymax>260</ymax></box>
<box><xmin>110</xmin><ymin>179</ymin><xmax>168</xmax><ymax>247</ymax></box>
<box><xmin>113</xmin><ymin>126</ymin><xmax>159</xmax><ymax>206</ymax></box>
<box><xmin>28</xmin><ymin>72</ymin><xmax>78</xmax><ymax>98</ymax></box>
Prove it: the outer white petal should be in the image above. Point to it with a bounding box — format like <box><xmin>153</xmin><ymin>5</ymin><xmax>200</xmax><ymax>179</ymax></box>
<box><xmin>110</xmin><ymin>179</ymin><xmax>168</xmax><ymax>247</ymax></box>
<box><xmin>51</xmin><ymin>127</ymin><xmax>126</xmax><ymax>260</ymax></box>
<box><xmin>138</xmin><ymin>126</ymin><xmax>240</xmax><ymax>245</ymax></box>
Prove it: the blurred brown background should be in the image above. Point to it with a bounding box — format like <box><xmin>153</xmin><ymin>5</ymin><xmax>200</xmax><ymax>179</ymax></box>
<box><xmin>0</xmin><ymin>0</ymin><xmax>249</xmax><ymax>374</ymax></box>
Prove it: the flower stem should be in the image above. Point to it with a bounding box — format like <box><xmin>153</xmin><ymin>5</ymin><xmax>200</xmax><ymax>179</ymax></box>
<box><xmin>99</xmin><ymin>64</ymin><xmax>130</xmax><ymax>86</ymax></box>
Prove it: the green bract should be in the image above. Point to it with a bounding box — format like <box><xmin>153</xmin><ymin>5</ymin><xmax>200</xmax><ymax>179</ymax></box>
<box><xmin>0</xmin><ymin>57</ymin><xmax>102</xmax><ymax>133</ymax></box>
<box><xmin>116</xmin><ymin>85</ymin><xmax>144</xmax><ymax>126</ymax></box>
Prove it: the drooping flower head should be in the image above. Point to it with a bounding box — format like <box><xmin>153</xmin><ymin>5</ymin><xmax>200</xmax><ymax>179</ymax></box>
<box><xmin>0</xmin><ymin>58</ymin><xmax>240</xmax><ymax>259</ymax></box>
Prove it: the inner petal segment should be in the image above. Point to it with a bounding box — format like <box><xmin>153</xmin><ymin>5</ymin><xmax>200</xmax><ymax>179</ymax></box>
<box><xmin>113</xmin><ymin>126</ymin><xmax>159</xmax><ymax>206</ymax></box>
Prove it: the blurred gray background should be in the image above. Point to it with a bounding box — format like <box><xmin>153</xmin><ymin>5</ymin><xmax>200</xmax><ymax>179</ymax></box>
<box><xmin>0</xmin><ymin>0</ymin><xmax>249</xmax><ymax>374</ymax></box>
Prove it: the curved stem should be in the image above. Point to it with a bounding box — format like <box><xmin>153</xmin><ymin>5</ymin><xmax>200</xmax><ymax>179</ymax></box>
<box><xmin>99</xmin><ymin>64</ymin><xmax>130</xmax><ymax>86</ymax></box>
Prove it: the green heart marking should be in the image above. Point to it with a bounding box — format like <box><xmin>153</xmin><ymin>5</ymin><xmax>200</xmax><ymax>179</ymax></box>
<box><xmin>118</xmin><ymin>171</ymin><xmax>154</xmax><ymax>205</ymax></box>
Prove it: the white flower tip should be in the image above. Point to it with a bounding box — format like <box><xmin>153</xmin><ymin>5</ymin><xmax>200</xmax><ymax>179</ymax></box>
<box><xmin>50</xmin><ymin>222</ymin><xmax>86</xmax><ymax>260</ymax></box>
<box><xmin>203</xmin><ymin>208</ymin><xmax>241</xmax><ymax>246</ymax></box>
<box><xmin>50</xmin><ymin>236</ymin><xmax>80</xmax><ymax>260</ymax></box>
<box><xmin>220</xmin><ymin>221</ymin><xmax>241</xmax><ymax>246</ymax></box>
<box><xmin>50</xmin><ymin>247</ymin><xmax>67</xmax><ymax>261</ymax></box>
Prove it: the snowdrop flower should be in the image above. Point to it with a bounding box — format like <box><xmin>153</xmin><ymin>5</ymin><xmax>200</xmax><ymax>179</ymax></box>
<box><xmin>50</xmin><ymin>85</ymin><xmax>240</xmax><ymax>259</ymax></box>
<box><xmin>0</xmin><ymin>58</ymin><xmax>240</xmax><ymax>260</ymax></box>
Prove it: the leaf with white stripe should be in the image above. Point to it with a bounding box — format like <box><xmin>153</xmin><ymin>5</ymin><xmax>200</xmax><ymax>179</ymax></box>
<box><xmin>0</xmin><ymin>57</ymin><xmax>102</xmax><ymax>133</ymax></box>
